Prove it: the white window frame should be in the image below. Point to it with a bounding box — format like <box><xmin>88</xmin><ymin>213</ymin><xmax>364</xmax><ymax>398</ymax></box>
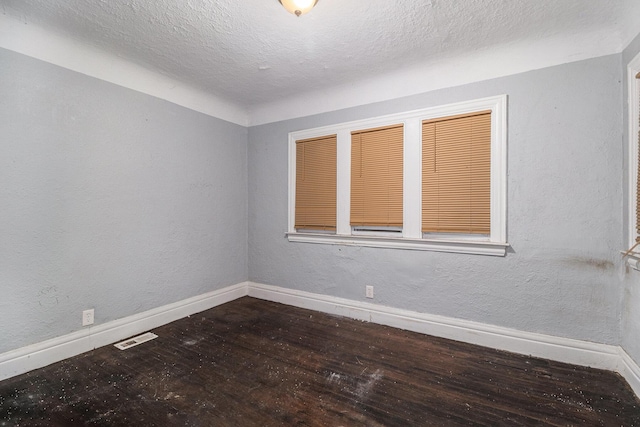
<box><xmin>627</xmin><ymin>52</ymin><xmax>640</xmax><ymax>269</ymax></box>
<box><xmin>287</xmin><ymin>95</ymin><xmax>509</xmax><ymax>256</ymax></box>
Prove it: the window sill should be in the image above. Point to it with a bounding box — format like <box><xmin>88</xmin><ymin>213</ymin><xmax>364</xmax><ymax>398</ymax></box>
<box><xmin>286</xmin><ymin>232</ymin><xmax>509</xmax><ymax>257</ymax></box>
<box><xmin>624</xmin><ymin>253</ymin><xmax>640</xmax><ymax>271</ymax></box>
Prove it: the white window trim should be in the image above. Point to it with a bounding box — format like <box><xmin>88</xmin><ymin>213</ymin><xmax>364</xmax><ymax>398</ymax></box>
<box><xmin>287</xmin><ymin>95</ymin><xmax>509</xmax><ymax>256</ymax></box>
<box><xmin>627</xmin><ymin>52</ymin><xmax>640</xmax><ymax>269</ymax></box>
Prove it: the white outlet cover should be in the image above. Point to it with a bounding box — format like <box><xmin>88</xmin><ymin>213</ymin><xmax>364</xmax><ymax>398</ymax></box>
<box><xmin>366</xmin><ymin>286</ymin><xmax>374</xmax><ymax>299</ymax></box>
<box><xmin>82</xmin><ymin>308</ymin><xmax>94</xmax><ymax>326</ymax></box>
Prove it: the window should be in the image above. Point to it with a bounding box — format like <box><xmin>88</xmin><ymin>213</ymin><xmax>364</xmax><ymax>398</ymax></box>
<box><xmin>294</xmin><ymin>135</ymin><xmax>337</xmax><ymax>232</ymax></box>
<box><xmin>634</xmin><ymin>73</ymin><xmax>640</xmax><ymax>244</ymax></box>
<box><xmin>626</xmin><ymin>53</ymin><xmax>640</xmax><ymax>268</ymax></box>
<box><xmin>351</xmin><ymin>125</ymin><xmax>404</xmax><ymax>231</ymax></box>
<box><xmin>635</xmin><ymin>72</ymin><xmax>640</xmax><ymax>240</ymax></box>
<box><xmin>287</xmin><ymin>95</ymin><xmax>508</xmax><ymax>256</ymax></box>
<box><xmin>422</xmin><ymin>111</ymin><xmax>491</xmax><ymax>235</ymax></box>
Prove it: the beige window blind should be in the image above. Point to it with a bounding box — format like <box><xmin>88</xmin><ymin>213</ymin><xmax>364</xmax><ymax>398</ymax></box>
<box><xmin>295</xmin><ymin>135</ymin><xmax>337</xmax><ymax>231</ymax></box>
<box><xmin>422</xmin><ymin>111</ymin><xmax>491</xmax><ymax>234</ymax></box>
<box><xmin>351</xmin><ymin>124</ymin><xmax>403</xmax><ymax>227</ymax></box>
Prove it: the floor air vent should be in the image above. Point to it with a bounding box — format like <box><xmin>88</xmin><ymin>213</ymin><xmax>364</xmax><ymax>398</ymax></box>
<box><xmin>114</xmin><ymin>332</ymin><xmax>158</xmax><ymax>350</ymax></box>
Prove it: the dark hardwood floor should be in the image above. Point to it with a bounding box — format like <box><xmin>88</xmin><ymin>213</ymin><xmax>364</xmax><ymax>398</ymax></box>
<box><xmin>1</xmin><ymin>297</ymin><xmax>639</xmax><ymax>426</ymax></box>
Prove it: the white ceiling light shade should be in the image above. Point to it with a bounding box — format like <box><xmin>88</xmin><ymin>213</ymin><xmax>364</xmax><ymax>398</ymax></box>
<box><xmin>278</xmin><ymin>0</ymin><xmax>318</xmax><ymax>17</ymax></box>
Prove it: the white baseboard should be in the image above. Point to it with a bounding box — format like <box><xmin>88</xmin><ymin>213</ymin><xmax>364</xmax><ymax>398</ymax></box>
<box><xmin>0</xmin><ymin>282</ymin><xmax>248</xmax><ymax>381</ymax></box>
<box><xmin>619</xmin><ymin>348</ymin><xmax>640</xmax><ymax>398</ymax></box>
<box><xmin>3</xmin><ymin>279</ymin><xmax>640</xmax><ymax>402</ymax></box>
<box><xmin>247</xmin><ymin>282</ymin><xmax>631</xmax><ymax>383</ymax></box>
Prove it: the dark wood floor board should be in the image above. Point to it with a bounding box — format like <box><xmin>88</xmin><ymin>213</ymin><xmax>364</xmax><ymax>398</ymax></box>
<box><xmin>1</xmin><ymin>296</ymin><xmax>639</xmax><ymax>426</ymax></box>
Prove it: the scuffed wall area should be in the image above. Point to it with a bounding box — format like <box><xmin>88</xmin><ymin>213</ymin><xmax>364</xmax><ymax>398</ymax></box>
<box><xmin>248</xmin><ymin>55</ymin><xmax>623</xmax><ymax>345</ymax></box>
<box><xmin>0</xmin><ymin>48</ymin><xmax>248</xmax><ymax>354</ymax></box>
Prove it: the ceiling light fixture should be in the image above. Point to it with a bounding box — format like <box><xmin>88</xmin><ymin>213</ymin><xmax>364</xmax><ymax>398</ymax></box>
<box><xmin>278</xmin><ymin>0</ymin><xmax>318</xmax><ymax>17</ymax></box>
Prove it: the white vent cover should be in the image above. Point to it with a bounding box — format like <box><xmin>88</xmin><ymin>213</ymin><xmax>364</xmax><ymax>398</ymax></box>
<box><xmin>114</xmin><ymin>332</ymin><xmax>158</xmax><ymax>350</ymax></box>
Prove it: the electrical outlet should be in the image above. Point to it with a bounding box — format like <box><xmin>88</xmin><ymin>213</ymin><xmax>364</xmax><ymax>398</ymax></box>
<box><xmin>82</xmin><ymin>309</ymin><xmax>94</xmax><ymax>326</ymax></box>
<box><xmin>366</xmin><ymin>285</ymin><xmax>374</xmax><ymax>299</ymax></box>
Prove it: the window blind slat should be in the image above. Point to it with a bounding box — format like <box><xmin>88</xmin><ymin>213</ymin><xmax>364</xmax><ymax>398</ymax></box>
<box><xmin>422</xmin><ymin>112</ymin><xmax>491</xmax><ymax>234</ymax></box>
<box><xmin>351</xmin><ymin>125</ymin><xmax>403</xmax><ymax>227</ymax></box>
<box><xmin>295</xmin><ymin>135</ymin><xmax>337</xmax><ymax>231</ymax></box>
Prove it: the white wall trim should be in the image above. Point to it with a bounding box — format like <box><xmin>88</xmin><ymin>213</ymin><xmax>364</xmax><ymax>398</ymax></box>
<box><xmin>3</xmin><ymin>280</ymin><xmax>640</xmax><ymax>402</ymax></box>
<box><xmin>248</xmin><ymin>29</ymin><xmax>620</xmax><ymax>126</ymax></box>
<box><xmin>0</xmin><ymin>282</ymin><xmax>248</xmax><ymax>381</ymax></box>
<box><xmin>287</xmin><ymin>95</ymin><xmax>508</xmax><ymax>256</ymax></box>
<box><xmin>287</xmin><ymin>95</ymin><xmax>509</xmax><ymax>256</ymax></box>
<box><xmin>286</xmin><ymin>232</ymin><xmax>508</xmax><ymax>256</ymax></box>
<box><xmin>0</xmin><ymin>14</ymin><xmax>249</xmax><ymax>127</ymax></box>
<box><xmin>619</xmin><ymin>348</ymin><xmax>640</xmax><ymax>398</ymax></box>
<box><xmin>248</xmin><ymin>282</ymin><xmax>640</xmax><ymax>399</ymax></box>
<box><xmin>247</xmin><ymin>282</ymin><xmax>619</xmax><ymax>370</ymax></box>
<box><xmin>0</xmin><ymin>13</ymin><xmax>622</xmax><ymax>129</ymax></box>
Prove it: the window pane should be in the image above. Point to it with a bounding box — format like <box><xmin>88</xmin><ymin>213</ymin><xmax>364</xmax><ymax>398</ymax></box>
<box><xmin>295</xmin><ymin>135</ymin><xmax>337</xmax><ymax>231</ymax></box>
<box><xmin>350</xmin><ymin>125</ymin><xmax>403</xmax><ymax>227</ymax></box>
<box><xmin>422</xmin><ymin>112</ymin><xmax>491</xmax><ymax>234</ymax></box>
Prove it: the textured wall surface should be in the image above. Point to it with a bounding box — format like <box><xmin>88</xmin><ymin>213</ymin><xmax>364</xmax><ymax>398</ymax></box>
<box><xmin>2</xmin><ymin>0</ymin><xmax>637</xmax><ymax>110</ymax></box>
<box><xmin>622</xmin><ymin>31</ymin><xmax>640</xmax><ymax>364</ymax></box>
<box><xmin>248</xmin><ymin>55</ymin><xmax>624</xmax><ymax>345</ymax></box>
<box><xmin>1</xmin><ymin>40</ymin><xmax>632</xmax><ymax>361</ymax></box>
<box><xmin>0</xmin><ymin>48</ymin><xmax>248</xmax><ymax>354</ymax></box>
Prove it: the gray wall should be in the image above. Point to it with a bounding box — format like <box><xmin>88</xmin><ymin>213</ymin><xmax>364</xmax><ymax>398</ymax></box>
<box><xmin>1</xmin><ymin>41</ymin><xmax>631</xmax><ymax>358</ymax></box>
<box><xmin>622</xmin><ymin>32</ymin><xmax>640</xmax><ymax>364</ymax></box>
<box><xmin>248</xmin><ymin>54</ymin><xmax>624</xmax><ymax>345</ymax></box>
<box><xmin>0</xmin><ymin>48</ymin><xmax>248</xmax><ymax>354</ymax></box>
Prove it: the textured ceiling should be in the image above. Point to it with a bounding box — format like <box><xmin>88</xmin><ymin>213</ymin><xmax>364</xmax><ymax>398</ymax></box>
<box><xmin>1</xmin><ymin>0</ymin><xmax>639</xmax><ymax>111</ymax></box>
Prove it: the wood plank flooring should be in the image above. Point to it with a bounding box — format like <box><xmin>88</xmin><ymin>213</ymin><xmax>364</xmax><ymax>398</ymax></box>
<box><xmin>1</xmin><ymin>297</ymin><xmax>639</xmax><ymax>426</ymax></box>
